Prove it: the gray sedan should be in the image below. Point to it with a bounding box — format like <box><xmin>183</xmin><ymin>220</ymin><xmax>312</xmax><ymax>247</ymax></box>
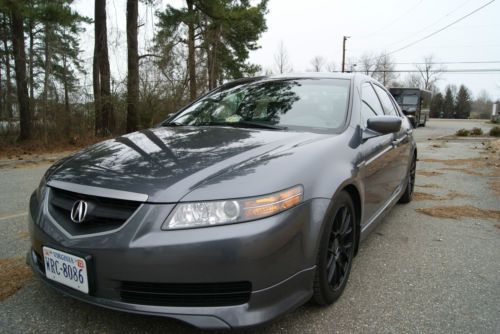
<box><xmin>27</xmin><ymin>73</ymin><xmax>416</xmax><ymax>329</ymax></box>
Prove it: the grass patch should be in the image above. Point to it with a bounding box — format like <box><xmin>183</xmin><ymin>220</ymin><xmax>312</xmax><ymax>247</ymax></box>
<box><xmin>0</xmin><ymin>257</ymin><xmax>33</xmax><ymax>301</ymax></box>
<box><xmin>413</xmin><ymin>192</ymin><xmax>442</xmax><ymax>201</ymax></box>
<box><xmin>413</xmin><ymin>191</ymin><xmax>469</xmax><ymax>201</ymax></box>
<box><xmin>456</xmin><ymin>128</ymin><xmax>470</xmax><ymax>136</ymax></box>
<box><xmin>470</xmin><ymin>127</ymin><xmax>483</xmax><ymax>136</ymax></box>
<box><xmin>417</xmin><ymin>170</ymin><xmax>443</xmax><ymax>177</ymax></box>
<box><xmin>416</xmin><ymin>205</ymin><xmax>500</xmax><ymax>220</ymax></box>
<box><xmin>415</xmin><ymin>183</ymin><xmax>440</xmax><ymax>188</ymax></box>
<box><xmin>490</xmin><ymin>126</ymin><xmax>500</xmax><ymax>137</ymax></box>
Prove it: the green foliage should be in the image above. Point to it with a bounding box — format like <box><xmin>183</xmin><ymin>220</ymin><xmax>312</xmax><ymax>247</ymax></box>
<box><xmin>430</xmin><ymin>92</ymin><xmax>443</xmax><ymax>118</ymax></box>
<box><xmin>443</xmin><ymin>86</ymin><xmax>455</xmax><ymax>118</ymax></box>
<box><xmin>470</xmin><ymin>127</ymin><xmax>483</xmax><ymax>136</ymax></box>
<box><xmin>155</xmin><ymin>0</ymin><xmax>268</xmax><ymax>92</ymax></box>
<box><xmin>489</xmin><ymin>126</ymin><xmax>500</xmax><ymax>137</ymax></box>
<box><xmin>455</xmin><ymin>85</ymin><xmax>471</xmax><ymax>119</ymax></box>
<box><xmin>455</xmin><ymin>128</ymin><xmax>470</xmax><ymax>136</ymax></box>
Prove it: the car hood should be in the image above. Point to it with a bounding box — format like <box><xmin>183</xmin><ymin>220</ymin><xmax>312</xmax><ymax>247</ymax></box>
<box><xmin>47</xmin><ymin>126</ymin><xmax>331</xmax><ymax>202</ymax></box>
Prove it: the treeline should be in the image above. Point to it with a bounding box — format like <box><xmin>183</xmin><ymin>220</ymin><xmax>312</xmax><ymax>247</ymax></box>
<box><xmin>0</xmin><ymin>0</ymin><xmax>268</xmax><ymax>144</ymax></box>
<box><xmin>429</xmin><ymin>84</ymin><xmax>496</xmax><ymax>120</ymax></box>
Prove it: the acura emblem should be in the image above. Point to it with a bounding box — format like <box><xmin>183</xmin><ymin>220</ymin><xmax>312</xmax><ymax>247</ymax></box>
<box><xmin>70</xmin><ymin>200</ymin><xmax>88</xmax><ymax>223</ymax></box>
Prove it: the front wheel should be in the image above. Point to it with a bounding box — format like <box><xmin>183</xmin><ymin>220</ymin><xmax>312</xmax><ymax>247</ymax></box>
<box><xmin>399</xmin><ymin>155</ymin><xmax>416</xmax><ymax>204</ymax></box>
<box><xmin>312</xmin><ymin>191</ymin><xmax>356</xmax><ymax>305</ymax></box>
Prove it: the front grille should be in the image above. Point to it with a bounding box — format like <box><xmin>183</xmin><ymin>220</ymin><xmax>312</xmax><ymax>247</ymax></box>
<box><xmin>119</xmin><ymin>281</ymin><xmax>252</xmax><ymax>307</ymax></box>
<box><xmin>48</xmin><ymin>187</ymin><xmax>142</xmax><ymax>236</ymax></box>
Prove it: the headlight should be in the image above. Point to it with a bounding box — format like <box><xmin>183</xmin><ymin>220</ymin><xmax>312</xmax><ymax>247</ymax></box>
<box><xmin>163</xmin><ymin>185</ymin><xmax>304</xmax><ymax>230</ymax></box>
<box><xmin>35</xmin><ymin>175</ymin><xmax>48</xmax><ymax>202</ymax></box>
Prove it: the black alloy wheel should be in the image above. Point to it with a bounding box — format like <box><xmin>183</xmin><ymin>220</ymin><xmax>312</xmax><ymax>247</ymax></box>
<box><xmin>399</xmin><ymin>156</ymin><xmax>416</xmax><ymax>203</ymax></box>
<box><xmin>326</xmin><ymin>205</ymin><xmax>354</xmax><ymax>290</ymax></box>
<box><xmin>313</xmin><ymin>191</ymin><xmax>356</xmax><ymax>305</ymax></box>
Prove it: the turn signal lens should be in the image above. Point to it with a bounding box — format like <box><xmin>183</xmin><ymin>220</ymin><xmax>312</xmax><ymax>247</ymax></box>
<box><xmin>163</xmin><ymin>185</ymin><xmax>304</xmax><ymax>230</ymax></box>
<box><xmin>242</xmin><ymin>186</ymin><xmax>303</xmax><ymax>220</ymax></box>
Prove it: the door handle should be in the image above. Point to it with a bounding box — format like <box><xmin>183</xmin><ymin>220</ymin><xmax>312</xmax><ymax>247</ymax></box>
<box><xmin>392</xmin><ymin>138</ymin><xmax>404</xmax><ymax>147</ymax></box>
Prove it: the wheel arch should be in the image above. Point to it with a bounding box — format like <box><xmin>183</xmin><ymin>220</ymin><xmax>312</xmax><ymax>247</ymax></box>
<box><xmin>342</xmin><ymin>184</ymin><xmax>362</xmax><ymax>257</ymax></box>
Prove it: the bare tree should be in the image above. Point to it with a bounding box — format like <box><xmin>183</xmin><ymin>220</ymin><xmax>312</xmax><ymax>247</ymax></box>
<box><xmin>325</xmin><ymin>61</ymin><xmax>336</xmax><ymax>72</ymax></box>
<box><xmin>356</xmin><ymin>51</ymin><xmax>398</xmax><ymax>86</ymax></box>
<box><xmin>403</xmin><ymin>73</ymin><xmax>422</xmax><ymax>88</ymax></box>
<box><xmin>273</xmin><ymin>41</ymin><xmax>292</xmax><ymax>74</ymax></box>
<box><xmin>416</xmin><ymin>55</ymin><xmax>443</xmax><ymax>91</ymax></box>
<box><xmin>373</xmin><ymin>52</ymin><xmax>398</xmax><ymax>86</ymax></box>
<box><xmin>310</xmin><ymin>56</ymin><xmax>325</xmax><ymax>72</ymax></box>
<box><xmin>357</xmin><ymin>52</ymin><xmax>378</xmax><ymax>76</ymax></box>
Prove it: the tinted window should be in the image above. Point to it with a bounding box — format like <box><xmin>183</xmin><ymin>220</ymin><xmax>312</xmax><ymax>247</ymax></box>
<box><xmin>373</xmin><ymin>85</ymin><xmax>398</xmax><ymax>116</ymax></box>
<box><xmin>360</xmin><ymin>83</ymin><xmax>384</xmax><ymax>127</ymax></box>
<box><xmin>170</xmin><ymin>79</ymin><xmax>351</xmax><ymax>132</ymax></box>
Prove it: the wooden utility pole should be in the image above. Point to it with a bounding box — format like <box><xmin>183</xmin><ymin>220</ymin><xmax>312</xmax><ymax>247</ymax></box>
<box><xmin>341</xmin><ymin>36</ymin><xmax>349</xmax><ymax>73</ymax></box>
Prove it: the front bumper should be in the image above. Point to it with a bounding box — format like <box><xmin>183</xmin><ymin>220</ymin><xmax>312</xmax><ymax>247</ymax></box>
<box><xmin>28</xmin><ymin>190</ymin><xmax>330</xmax><ymax>329</ymax></box>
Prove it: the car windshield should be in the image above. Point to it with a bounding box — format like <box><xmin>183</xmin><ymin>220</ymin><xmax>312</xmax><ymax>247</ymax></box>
<box><xmin>397</xmin><ymin>95</ymin><xmax>419</xmax><ymax>106</ymax></box>
<box><xmin>167</xmin><ymin>78</ymin><xmax>350</xmax><ymax>132</ymax></box>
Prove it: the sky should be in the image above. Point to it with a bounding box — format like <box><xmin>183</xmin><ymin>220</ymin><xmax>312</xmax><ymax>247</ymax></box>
<box><xmin>73</xmin><ymin>0</ymin><xmax>500</xmax><ymax>100</ymax></box>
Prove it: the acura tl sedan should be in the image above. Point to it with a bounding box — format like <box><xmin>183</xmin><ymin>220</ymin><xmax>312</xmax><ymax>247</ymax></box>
<box><xmin>28</xmin><ymin>73</ymin><xmax>416</xmax><ymax>329</ymax></box>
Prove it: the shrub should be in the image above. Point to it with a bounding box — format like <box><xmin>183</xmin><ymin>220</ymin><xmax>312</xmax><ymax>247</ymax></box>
<box><xmin>470</xmin><ymin>127</ymin><xmax>483</xmax><ymax>136</ymax></box>
<box><xmin>489</xmin><ymin>126</ymin><xmax>500</xmax><ymax>137</ymax></box>
<box><xmin>456</xmin><ymin>128</ymin><xmax>470</xmax><ymax>136</ymax></box>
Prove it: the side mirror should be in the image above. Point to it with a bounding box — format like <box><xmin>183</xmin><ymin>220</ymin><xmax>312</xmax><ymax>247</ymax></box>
<box><xmin>367</xmin><ymin>116</ymin><xmax>401</xmax><ymax>135</ymax></box>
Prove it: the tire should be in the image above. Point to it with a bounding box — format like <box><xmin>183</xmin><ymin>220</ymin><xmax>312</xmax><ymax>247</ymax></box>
<box><xmin>421</xmin><ymin>115</ymin><xmax>427</xmax><ymax>127</ymax></box>
<box><xmin>399</xmin><ymin>155</ymin><xmax>416</xmax><ymax>204</ymax></box>
<box><xmin>312</xmin><ymin>191</ymin><xmax>356</xmax><ymax>305</ymax></box>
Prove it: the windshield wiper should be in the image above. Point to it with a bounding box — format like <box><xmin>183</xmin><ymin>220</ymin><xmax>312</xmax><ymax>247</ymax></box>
<box><xmin>208</xmin><ymin>121</ymin><xmax>287</xmax><ymax>130</ymax></box>
<box><xmin>162</xmin><ymin>121</ymin><xmax>186</xmax><ymax>127</ymax></box>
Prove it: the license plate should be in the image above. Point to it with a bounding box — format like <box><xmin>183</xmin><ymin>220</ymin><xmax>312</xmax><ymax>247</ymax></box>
<box><xmin>43</xmin><ymin>246</ymin><xmax>89</xmax><ymax>294</ymax></box>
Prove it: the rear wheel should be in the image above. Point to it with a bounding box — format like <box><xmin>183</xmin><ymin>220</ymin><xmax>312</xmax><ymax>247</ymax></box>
<box><xmin>312</xmin><ymin>191</ymin><xmax>356</xmax><ymax>305</ymax></box>
<box><xmin>421</xmin><ymin>115</ymin><xmax>427</xmax><ymax>127</ymax></box>
<box><xmin>399</xmin><ymin>155</ymin><xmax>416</xmax><ymax>204</ymax></box>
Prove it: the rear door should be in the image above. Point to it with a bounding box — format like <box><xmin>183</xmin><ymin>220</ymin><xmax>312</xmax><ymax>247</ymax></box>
<box><xmin>358</xmin><ymin>82</ymin><xmax>397</xmax><ymax>226</ymax></box>
<box><xmin>373</xmin><ymin>84</ymin><xmax>411</xmax><ymax>193</ymax></box>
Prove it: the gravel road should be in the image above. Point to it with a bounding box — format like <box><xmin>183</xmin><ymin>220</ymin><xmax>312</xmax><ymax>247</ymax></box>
<box><xmin>0</xmin><ymin>119</ymin><xmax>499</xmax><ymax>334</ymax></box>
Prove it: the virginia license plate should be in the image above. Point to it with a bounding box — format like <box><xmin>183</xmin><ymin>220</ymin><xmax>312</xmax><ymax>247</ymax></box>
<box><xmin>43</xmin><ymin>246</ymin><xmax>89</xmax><ymax>294</ymax></box>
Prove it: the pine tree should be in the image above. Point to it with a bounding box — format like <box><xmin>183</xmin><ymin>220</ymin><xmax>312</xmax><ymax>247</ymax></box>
<box><xmin>156</xmin><ymin>0</ymin><xmax>268</xmax><ymax>97</ymax></box>
<box><xmin>443</xmin><ymin>86</ymin><xmax>455</xmax><ymax>119</ymax></box>
<box><xmin>455</xmin><ymin>85</ymin><xmax>471</xmax><ymax>119</ymax></box>
<box><xmin>430</xmin><ymin>91</ymin><xmax>443</xmax><ymax>118</ymax></box>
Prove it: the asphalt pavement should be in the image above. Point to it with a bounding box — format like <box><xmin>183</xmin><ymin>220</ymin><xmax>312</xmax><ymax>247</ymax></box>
<box><xmin>0</xmin><ymin>119</ymin><xmax>498</xmax><ymax>333</ymax></box>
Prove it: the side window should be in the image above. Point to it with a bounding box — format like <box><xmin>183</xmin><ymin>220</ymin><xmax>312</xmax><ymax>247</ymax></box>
<box><xmin>373</xmin><ymin>85</ymin><xmax>398</xmax><ymax>116</ymax></box>
<box><xmin>360</xmin><ymin>83</ymin><xmax>384</xmax><ymax>127</ymax></box>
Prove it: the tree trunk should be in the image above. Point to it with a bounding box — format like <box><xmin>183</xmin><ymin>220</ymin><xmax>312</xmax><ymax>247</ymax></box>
<box><xmin>10</xmin><ymin>6</ymin><xmax>31</xmax><ymax>140</ymax></box>
<box><xmin>126</xmin><ymin>0</ymin><xmax>139</xmax><ymax>133</ymax></box>
<box><xmin>186</xmin><ymin>0</ymin><xmax>197</xmax><ymax>100</ymax></box>
<box><xmin>2</xmin><ymin>14</ymin><xmax>13</xmax><ymax>119</ymax></box>
<box><xmin>93</xmin><ymin>44</ymin><xmax>101</xmax><ymax>135</ymax></box>
<box><xmin>94</xmin><ymin>0</ymin><xmax>114</xmax><ymax>135</ymax></box>
<box><xmin>42</xmin><ymin>23</ymin><xmax>51</xmax><ymax>144</ymax></box>
<box><xmin>62</xmin><ymin>53</ymin><xmax>71</xmax><ymax>135</ymax></box>
<box><xmin>28</xmin><ymin>17</ymin><xmax>34</xmax><ymax>108</ymax></box>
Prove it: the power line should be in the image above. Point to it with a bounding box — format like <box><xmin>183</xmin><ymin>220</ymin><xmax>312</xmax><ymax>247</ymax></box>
<box><xmin>356</xmin><ymin>0</ymin><xmax>424</xmax><ymax>39</ymax></box>
<box><xmin>384</xmin><ymin>0</ymin><xmax>474</xmax><ymax>47</ymax></box>
<box><xmin>392</xmin><ymin>60</ymin><xmax>500</xmax><ymax>65</ymax></box>
<box><xmin>388</xmin><ymin>0</ymin><xmax>497</xmax><ymax>55</ymax></box>
<box><xmin>350</xmin><ymin>68</ymin><xmax>500</xmax><ymax>73</ymax></box>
